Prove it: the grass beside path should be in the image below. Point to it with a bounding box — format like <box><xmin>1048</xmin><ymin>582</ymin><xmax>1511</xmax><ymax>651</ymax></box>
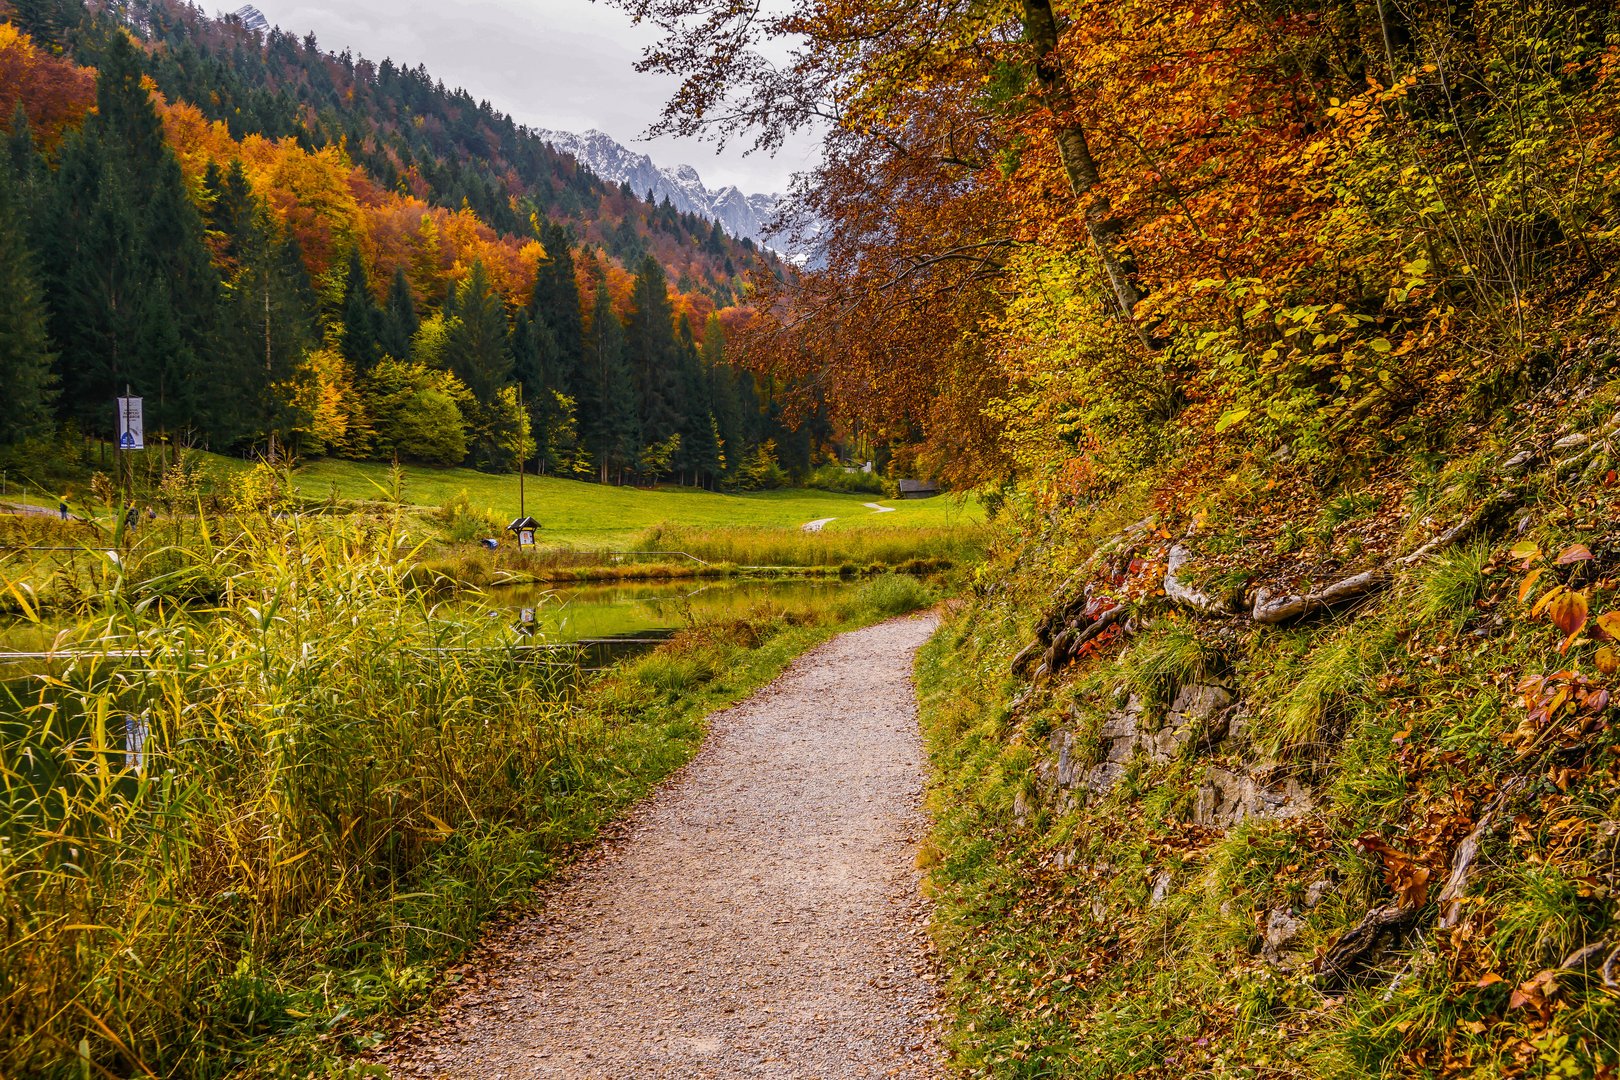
<box><xmin>0</xmin><ymin>513</ymin><xmax>941</xmax><ymax>1077</ymax></box>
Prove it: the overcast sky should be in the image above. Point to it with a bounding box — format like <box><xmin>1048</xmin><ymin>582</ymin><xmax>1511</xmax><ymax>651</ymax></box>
<box><xmin>239</xmin><ymin>0</ymin><xmax>817</xmax><ymax>194</ymax></box>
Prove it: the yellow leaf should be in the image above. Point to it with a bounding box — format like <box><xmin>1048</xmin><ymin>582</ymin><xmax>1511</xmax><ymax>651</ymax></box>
<box><xmin>1532</xmin><ymin>585</ymin><xmax>1566</xmax><ymax>619</ymax></box>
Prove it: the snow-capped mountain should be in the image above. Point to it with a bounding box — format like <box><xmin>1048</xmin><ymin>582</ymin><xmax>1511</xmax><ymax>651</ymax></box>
<box><xmin>540</xmin><ymin>128</ymin><xmax>795</xmax><ymax>258</ymax></box>
<box><xmin>229</xmin><ymin>4</ymin><xmax>269</xmax><ymax>34</ymax></box>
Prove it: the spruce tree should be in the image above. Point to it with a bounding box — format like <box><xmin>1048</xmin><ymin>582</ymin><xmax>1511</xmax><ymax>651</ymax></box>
<box><xmin>0</xmin><ymin>153</ymin><xmax>57</xmax><ymax>445</ymax></box>
<box><xmin>443</xmin><ymin>261</ymin><xmax>512</xmax><ymax>402</ymax></box>
<box><xmin>624</xmin><ymin>255</ymin><xmax>683</xmax><ymax>455</ymax></box>
<box><xmin>703</xmin><ymin>315</ymin><xmax>747</xmax><ymax>481</ymax></box>
<box><xmin>580</xmin><ymin>281</ymin><xmax>636</xmax><ymax>484</ymax></box>
<box><xmin>377</xmin><ymin>266</ymin><xmax>418</xmax><ymax>361</ymax></box>
<box><xmin>530</xmin><ymin>222</ymin><xmax>584</xmax><ymax>393</ymax></box>
<box><xmin>41</xmin><ymin>30</ymin><xmax>219</xmax><ymax>439</ymax></box>
<box><xmin>338</xmin><ymin>248</ymin><xmax>382</xmax><ymax>371</ymax></box>
<box><xmin>217</xmin><ymin>198</ymin><xmax>318</xmax><ymax>448</ymax></box>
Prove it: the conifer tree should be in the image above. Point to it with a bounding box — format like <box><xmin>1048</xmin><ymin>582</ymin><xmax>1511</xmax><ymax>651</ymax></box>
<box><xmin>443</xmin><ymin>260</ymin><xmax>512</xmax><ymax>402</ymax></box>
<box><xmin>41</xmin><ymin>31</ymin><xmax>218</xmax><ymax>439</ymax></box>
<box><xmin>377</xmin><ymin>266</ymin><xmax>418</xmax><ymax>361</ymax></box>
<box><xmin>338</xmin><ymin>248</ymin><xmax>382</xmax><ymax>371</ymax></box>
<box><xmin>703</xmin><ymin>314</ymin><xmax>747</xmax><ymax>481</ymax></box>
<box><xmin>624</xmin><ymin>255</ymin><xmax>684</xmax><ymax>459</ymax></box>
<box><xmin>0</xmin><ymin>152</ymin><xmax>57</xmax><ymax>445</ymax></box>
<box><xmin>530</xmin><ymin>222</ymin><xmax>585</xmax><ymax>393</ymax></box>
<box><xmin>217</xmin><ymin>198</ymin><xmax>319</xmax><ymax>448</ymax></box>
<box><xmin>580</xmin><ymin>281</ymin><xmax>636</xmax><ymax>483</ymax></box>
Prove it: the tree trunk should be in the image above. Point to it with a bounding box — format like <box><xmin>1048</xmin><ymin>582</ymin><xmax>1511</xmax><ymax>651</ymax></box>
<box><xmin>1021</xmin><ymin>0</ymin><xmax>1151</xmax><ymax>349</ymax></box>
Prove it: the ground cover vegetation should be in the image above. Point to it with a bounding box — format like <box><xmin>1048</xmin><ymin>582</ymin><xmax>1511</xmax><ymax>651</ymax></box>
<box><xmin>0</xmin><ymin>0</ymin><xmax>888</xmax><ymax>492</ymax></box>
<box><xmin>617</xmin><ymin>0</ymin><xmax>1620</xmax><ymax>1074</ymax></box>
<box><xmin>0</xmin><ymin>482</ymin><xmax>941</xmax><ymax>1075</ymax></box>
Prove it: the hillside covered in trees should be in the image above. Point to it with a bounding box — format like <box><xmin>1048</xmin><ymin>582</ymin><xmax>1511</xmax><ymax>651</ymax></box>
<box><xmin>624</xmin><ymin>0</ymin><xmax>1620</xmax><ymax>1075</ymax></box>
<box><xmin>0</xmin><ymin>0</ymin><xmax>826</xmax><ymax>487</ymax></box>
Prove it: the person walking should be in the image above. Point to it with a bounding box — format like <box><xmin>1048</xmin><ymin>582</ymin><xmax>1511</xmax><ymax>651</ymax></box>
<box><xmin>58</xmin><ymin>494</ymin><xmax>69</xmax><ymax>521</ymax></box>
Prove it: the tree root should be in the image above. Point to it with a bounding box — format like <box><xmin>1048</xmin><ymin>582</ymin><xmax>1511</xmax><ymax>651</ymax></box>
<box><xmin>1164</xmin><ymin>490</ymin><xmax>1521</xmax><ymax>627</ymax></box>
<box><xmin>1250</xmin><ymin>568</ymin><xmax>1387</xmax><ymax>625</ymax></box>
<box><xmin>1437</xmin><ymin>779</ymin><xmax>1523</xmax><ymax>929</ymax></box>
<box><xmin>1315</xmin><ymin>904</ymin><xmax>1417</xmax><ymax>992</ymax></box>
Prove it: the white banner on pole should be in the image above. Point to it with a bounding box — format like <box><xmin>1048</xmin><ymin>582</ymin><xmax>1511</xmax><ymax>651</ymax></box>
<box><xmin>116</xmin><ymin>396</ymin><xmax>144</xmax><ymax>450</ymax></box>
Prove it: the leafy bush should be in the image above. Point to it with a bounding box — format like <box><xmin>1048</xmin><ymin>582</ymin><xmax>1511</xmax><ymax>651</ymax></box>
<box><xmin>435</xmin><ymin>490</ymin><xmax>505</xmax><ymax>543</ymax></box>
<box><xmin>838</xmin><ymin>572</ymin><xmax>933</xmax><ymax>620</ymax></box>
<box><xmin>803</xmin><ymin>463</ymin><xmax>887</xmax><ymax>496</ymax></box>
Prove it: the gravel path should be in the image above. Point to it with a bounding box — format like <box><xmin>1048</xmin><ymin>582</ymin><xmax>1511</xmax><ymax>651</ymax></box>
<box><xmin>801</xmin><ymin>517</ymin><xmax>837</xmax><ymax>532</ymax></box>
<box><xmin>381</xmin><ymin>614</ymin><xmax>945</xmax><ymax>1080</ymax></box>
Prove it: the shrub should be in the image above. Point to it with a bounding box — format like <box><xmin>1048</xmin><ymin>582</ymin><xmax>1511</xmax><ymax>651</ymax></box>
<box><xmin>803</xmin><ymin>463</ymin><xmax>887</xmax><ymax>496</ymax></box>
<box><xmin>838</xmin><ymin>572</ymin><xmax>933</xmax><ymax>620</ymax></box>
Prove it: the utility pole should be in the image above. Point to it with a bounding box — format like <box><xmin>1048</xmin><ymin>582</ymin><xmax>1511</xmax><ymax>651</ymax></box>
<box><xmin>265</xmin><ymin>265</ymin><xmax>277</xmax><ymax>465</ymax></box>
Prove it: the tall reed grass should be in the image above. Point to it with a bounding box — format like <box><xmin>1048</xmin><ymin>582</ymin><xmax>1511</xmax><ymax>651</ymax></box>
<box><xmin>0</xmin><ymin>518</ymin><xmax>643</xmax><ymax>1076</ymax></box>
<box><xmin>0</xmin><ymin>516</ymin><xmax>941</xmax><ymax>1076</ymax></box>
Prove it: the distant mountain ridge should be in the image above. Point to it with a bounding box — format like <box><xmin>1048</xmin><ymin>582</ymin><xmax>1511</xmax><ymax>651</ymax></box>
<box><xmin>538</xmin><ymin>128</ymin><xmax>794</xmax><ymax>259</ymax></box>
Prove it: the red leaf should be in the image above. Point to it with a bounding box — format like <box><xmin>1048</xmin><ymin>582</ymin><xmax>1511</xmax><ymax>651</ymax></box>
<box><xmin>1555</xmin><ymin>543</ymin><xmax>1593</xmax><ymax>565</ymax></box>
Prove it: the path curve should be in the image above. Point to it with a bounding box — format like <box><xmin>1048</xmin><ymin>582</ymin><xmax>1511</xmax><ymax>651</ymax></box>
<box><xmin>802</xmin><ymin>516</ymin><xmax>836</xmax><ymax>532</ymax></box>
<box><xmin>863</xmin><ymin>502</ymin><xmax>896</xmax><ymax>514</ymax></box>
<box><xmin>381</xmin><ymin>615</ymin><xmax>944</xmax><ymax>1079</ymax></box>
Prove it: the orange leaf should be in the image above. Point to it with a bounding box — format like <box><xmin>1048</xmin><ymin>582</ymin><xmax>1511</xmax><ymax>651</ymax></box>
<box><xmin>1547</xmin><ymin>590</ymin><xmax>1589</xmax><ymax>637</ymax></box>
<box><xmin>1596</xmin><ymin>646</ymin><xmax>1618</xmax><ymax>676</ymax></box>
<box><xmin>1475</xmin><ymin>972</ymin><xmax>1505</xmax><ymax>988</ymax></box>
<box><xmin>1594</xmin><ymin>610</ymin><xmax>1620</xmax><ymax>642</ymax></box>
<box><xmin>1518</xmin><ymin>568</ymin><xmax>1545</xmax><ymax>604</ymax></box>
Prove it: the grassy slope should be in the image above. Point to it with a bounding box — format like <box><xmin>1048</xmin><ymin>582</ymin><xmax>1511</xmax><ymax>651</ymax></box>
<box><xmin>914</xmin><ymin>396</ymin><xmax>1620</xmax><ymax>1077</ymax></box>
<box><xmin>291</xmin><ymin>459</ymin><xmax>979</xmax><ymax>547</ymax></box>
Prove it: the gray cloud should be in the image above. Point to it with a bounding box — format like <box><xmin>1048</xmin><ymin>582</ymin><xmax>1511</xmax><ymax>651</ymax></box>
<box><xmin>241</xmin><ymin>0</ymin><xmax>818</xmax><ymax>194</ymax></box>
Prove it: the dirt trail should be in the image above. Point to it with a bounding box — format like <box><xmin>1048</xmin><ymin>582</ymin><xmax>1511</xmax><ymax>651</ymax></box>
<box><xmin>382</xmin><ymin>614</ymin><xmax>945</xmax><ymax>1080</ymax></box>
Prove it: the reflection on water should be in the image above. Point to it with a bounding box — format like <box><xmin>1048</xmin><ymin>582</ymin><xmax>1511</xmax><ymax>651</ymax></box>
<box><xmin>485</xmin><ymin>577</ymin><xmax>847</xmax><ymax>643</ymax></box>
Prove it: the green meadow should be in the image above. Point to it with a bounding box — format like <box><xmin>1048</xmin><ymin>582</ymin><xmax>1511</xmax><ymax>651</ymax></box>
<box><xmin>290</xmin><ymin>458</ymin><xmax>979</xmax><ymax>547</ymax></box>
